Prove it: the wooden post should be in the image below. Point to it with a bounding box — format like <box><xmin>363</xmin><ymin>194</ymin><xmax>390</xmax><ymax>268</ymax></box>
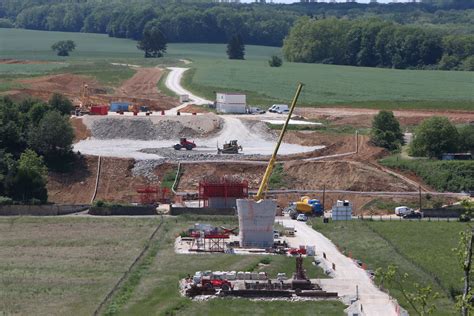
<box><xmin>355</xmin><ymin>130</ymin><xmax>359</xmax><ymax>154</ymax></box>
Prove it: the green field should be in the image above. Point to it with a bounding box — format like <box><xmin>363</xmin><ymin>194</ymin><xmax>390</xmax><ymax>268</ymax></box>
<box><xmin>312</xmin><ymin>220</ymin><xmax>468</xmax><ymax>316</ymax></box>
<box><xmin>1</xmin><ymin>28</ymin><xmax>473</xmax><ymax>110</ymax></box>
<box><xmin>0</xmin><ymin>217</ymin><xmax>161</xmax><ymax>315</ymax></box>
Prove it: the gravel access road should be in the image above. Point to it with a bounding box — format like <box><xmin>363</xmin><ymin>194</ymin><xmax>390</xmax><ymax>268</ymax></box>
<box><xmin>279</xmin><ymin>217</ymin><xmax>399</xmax><ymax>316</ymax></box>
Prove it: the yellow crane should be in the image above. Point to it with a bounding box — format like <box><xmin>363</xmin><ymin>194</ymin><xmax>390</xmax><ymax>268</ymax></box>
<box><xmin>254</xmin><ymin>82</ymin><xmax>304</xmax><ymax>201</ymax></box>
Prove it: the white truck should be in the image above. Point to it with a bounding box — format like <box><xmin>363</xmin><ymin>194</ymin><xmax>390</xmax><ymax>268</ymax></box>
<box><xmin>395</xmin><ymin>206</ymin><xmax>414</xmax><ymax>216</ymax></box>
<box><xmin>268</xmin><ymin>104</ymin><xmax>289</xmax><ymax>114</ymax></box>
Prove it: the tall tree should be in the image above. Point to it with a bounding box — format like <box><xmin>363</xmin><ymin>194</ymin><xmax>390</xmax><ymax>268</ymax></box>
<box><xmin>49</xmin><ymin>93</ymin><xmax>73</xmax><ymax>116</ymax></box>
<box><xmin>51</xmin><ymin>40</ymin><xmax>76</xmax><ymax>56</ymax></box>
<box><xmin>11</xmin><ymin>149</ymin><xmax>48</xmax><ymax>203</ymax></box>
<box><xmin>227</xmin><ymin>34</ymin><xmax>245</xmax><ymax>60</ymax></box>
<box><xmin>137</xmin><ymin>25</ymin><xmax>167</xmax><ymax>58</ymax></box>
<box><xmin>409</xmin><ymin>116</ymin><xmax>459</xmax><ymax>158</ymax></box>
<box><xmin>370</xmin><ymin>110</ymin><xmax>404</xmax><ymax>151</ymax></box>
<box><xmin>29</xmin><ymin>111</ymin><xmax>74</xmax><ymax>162</ymax></box>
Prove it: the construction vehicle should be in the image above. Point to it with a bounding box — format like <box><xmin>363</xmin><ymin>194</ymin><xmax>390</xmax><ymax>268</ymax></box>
<box><xmin>217</xmin><ymin>140</ymin><xmax>242</xmax><ymax>154</ymax></box>
<box><xmin>201</xmin><ymin>278</ymin><xmax>233</xmax><ymax>291</ymax></box>
<box><xmin>174</xmin><ymin>138</ymin><xmax>196</xmax><ymax>150</ymax></box>
<box><xmin>287</xmin><ymin>196</ymin><xmax>323</xmax><ymax>217</ymax></box>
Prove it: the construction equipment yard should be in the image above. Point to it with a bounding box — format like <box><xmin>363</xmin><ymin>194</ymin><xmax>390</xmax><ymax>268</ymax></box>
<box><xmin>1</xmin><ymin>60</ymin><xmax>472</xmax><ymax>316</ymax></box>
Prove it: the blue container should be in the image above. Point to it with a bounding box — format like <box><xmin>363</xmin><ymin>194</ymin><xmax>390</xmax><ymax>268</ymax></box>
<box><xmin>140</xmin><ymin>106</ymin><xmax>149</xmax><ymax>112</ymax></box>
<box><xmin>110</xmin><ymin>102</ymin><xmax>130</xmax><ymax>112</ymax></box>
<box><xmin>308</xmin><ymin>199</ymin><xmax>320</xmax><ymax>205</ymax></box>
<box><xmin>312</xmin><ymin>203</ymin><xmax>323</xmax><ymax>215</ymax></box>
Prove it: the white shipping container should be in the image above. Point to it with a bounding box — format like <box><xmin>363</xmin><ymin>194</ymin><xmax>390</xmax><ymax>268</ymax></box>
<box><xmin>216</xmin><ymin>93</ymin><xmax>246</xmax><ymax>104</ymax></box>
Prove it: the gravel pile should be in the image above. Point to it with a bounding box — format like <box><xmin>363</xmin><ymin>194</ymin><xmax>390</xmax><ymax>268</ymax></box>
<box><xmin>132</xmin><ymin>159</ymin><xmax>166</xmax><ymax>181</ymax></box>
<box><xmin>140</xmin><ymin>148</ymin><xmax>267</xmax><ymax>162</ymax></box>
<box><xmin>90</xmin><ymin>117</ymin><xmax>219</xmax><ymax>140</ymax></box>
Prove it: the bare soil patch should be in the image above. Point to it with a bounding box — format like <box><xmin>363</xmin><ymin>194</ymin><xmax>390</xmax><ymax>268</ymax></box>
<box><xmin>179</xmin><ymin>104</ymin><xmax>212</xmax><ymax>113</ymax></box>
<box><xmin>0</xmin><ymin>59</ymin><xmax>54</xmax><ymax>64</ymax></box>
<box><xmin>47</xmin><ymin>156</ymin><xmax>148</xmax><ymax>204</ymax></box>
<box><xmin>113</xmin><ymin>67</ymin><xmax>178</xmax><ymax>111</ymax></box>
<box><xmin>71</xmin><ymin>117</ymin><xmax>91</xmax><ymax>142</ymax></box>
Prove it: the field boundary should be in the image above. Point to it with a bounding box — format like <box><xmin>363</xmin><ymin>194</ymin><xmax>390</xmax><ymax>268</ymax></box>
<box><xmin>93</xmin><ymin>215</ymin><xmax>164</xmax><ymax>316</ymax></box>
<box><xmin>361</xmin><ymin>221</ymin><xmax>454</xmax><ymax>300</ymax></box>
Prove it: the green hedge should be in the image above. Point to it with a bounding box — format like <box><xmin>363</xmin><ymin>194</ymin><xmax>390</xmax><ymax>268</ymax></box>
<box><xmin>380</xmin><ymin>156</ymin><xmax>474</xmax><ymax>192</ymax></box>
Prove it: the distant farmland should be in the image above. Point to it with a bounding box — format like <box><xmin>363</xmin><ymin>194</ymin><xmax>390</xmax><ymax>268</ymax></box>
<box><xmin>1</xmin><ymin>28</ymin><xmax>473</xmax><ymax>110</ymax></box>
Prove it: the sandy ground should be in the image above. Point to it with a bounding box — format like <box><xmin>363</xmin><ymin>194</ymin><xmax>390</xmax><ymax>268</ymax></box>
<box><xmin>280</xmin><ymin>217</ymin><xmax>398</xmax><ymax>316</ymax></box>
<box><xmin>72</xmin><ymin>68</ymin><xmax>324</xmax><ymax>159</ymax></box>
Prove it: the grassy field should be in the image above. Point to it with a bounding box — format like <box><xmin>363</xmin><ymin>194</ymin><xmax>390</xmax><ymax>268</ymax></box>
<box><xmin>312</xmin><ymin>220</ymin><xmax>468</xmax><ymax>316</ymax></box>
<box><xmin>1</xmin><ymin>28</ymin><xmax>473</xmax><ymax>110</ymax></box>
<box><xmin>0</xmin><ymin>216</ymin><xmax>161</xmax><ymax>315</ymax></box>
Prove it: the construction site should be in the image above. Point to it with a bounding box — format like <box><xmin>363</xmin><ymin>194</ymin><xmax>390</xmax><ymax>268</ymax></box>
<box><xmin>2</xmin><ymin>63</ymin><xmax>472</xmax><ymax>316</ymax></box>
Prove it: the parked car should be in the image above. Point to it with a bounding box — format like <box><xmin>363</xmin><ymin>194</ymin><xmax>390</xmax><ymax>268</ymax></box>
<box><xmin>277</xmin><ymin>109</ymin><xmax>289</xmax><ymax>114</ymax></box>
<box><xmin>402</xmin><ymin>211</ymin><xmax>422</xmax><ymax>219</ymax></box>
<box><xmin>248</xmin><ymin>107</ymin><xmax>266</xmax><ymax>114</ymax></box>
<box><xmin>268</xmin><ymin>104</ymin><xmax>288</xmax><ymax>113</ymax></box>
<box><xmin>296</xmin><ymin>214</ymin><xmax>308</xmax><ymax>222</ymax></box>
<box><xmin>395</xmin><ymin>206</ymin><xmax>413</xmax><ymax>216</ymax></box>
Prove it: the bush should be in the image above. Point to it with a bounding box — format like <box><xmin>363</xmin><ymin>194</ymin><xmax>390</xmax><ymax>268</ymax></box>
<box><xmin>0</xmin><ymin>18</ymin><xmax>14</xmax><ymax>28</ymax></box>
<box><xmin>268</xmin><ymin>55</ymin><xmax>282</xmax><ymax>67</ymax></box>
<box><xmin>380</xmin><ymin>156</ymin><xmax>474</xmax><ymax>192</ymax></box>
<box><xmin>409</xmin><ymin>116</ymin><xmax>459</xmax><ymax>158</ymax></box>
<box><xmin>0</xmin><ymin>196</ymin><xmax>13</xmax><ymax>205</ymax></box>
<box><xmin>370</xmin><ymin>110</ymin><xmax>404</xmax><ymax>151</ymax></box>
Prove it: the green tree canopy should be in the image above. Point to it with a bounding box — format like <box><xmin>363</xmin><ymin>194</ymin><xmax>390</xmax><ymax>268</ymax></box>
<box><xmin>11</xmin><ymin>149</ymin><xmax>47</xmax><ymax>203</ymax></box>
<box><xmin>29</xmin><ymin>111</ymin><xmax>74</xmax><ymax>161</ymax></box>
<box><xmin>409</xmin><ymin>116</ymin><xmax>459</xmax><ymax>158</ymax></box>
<box><xmin>458</xmin><ymin>125</ymin><xmax>474</xmax><ymax>153</ymax></box>
<box><xmin>268</xmin><ymin>55</ymin><xmax>283</xmax><ymax>67</ymax></box>
<box><xmin>227</xmin><ymin>34</ymin><xmax>245</xmax><ymax>60</ymax></box>
<box><xmin>137</xmin><ymin>24</ymin><xmax>167</xmax><ymax>58</ymax></box>
<box><xmin>49</xmin><ymin>93</ymin><xmax>73</xmax><ymax>116</ymax></box>
<box><xmin>370</xmin><ymin>110</ymin><xmax>404</xmax><ymax>151</ymax></box>
<box><xmin>51</xmin><ymin>40</ymin><xmax>76</xmax><ymax>56</ymax></box>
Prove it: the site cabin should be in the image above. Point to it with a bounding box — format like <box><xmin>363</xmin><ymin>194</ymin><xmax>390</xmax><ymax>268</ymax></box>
<box><xmin>179</xmin><ymin>94</ymin><xmax>190</xmax><ymax>103</ymax></box>
<box><xmin>216</xmin><ymin>93</ymin><xmax>246</xmax><ymax>114</ymax></box>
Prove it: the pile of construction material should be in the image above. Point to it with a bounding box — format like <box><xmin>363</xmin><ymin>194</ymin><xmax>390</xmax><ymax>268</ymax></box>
<box><xmin>182</xmin><ymin>256</ymin><xmax>338</xmax><ymax>299</ymax></box>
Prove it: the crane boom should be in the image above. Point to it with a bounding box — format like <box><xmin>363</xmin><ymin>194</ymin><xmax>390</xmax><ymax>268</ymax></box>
<box><xmin>254</xmin><ymin>82</ymin><xmax>304</xmax><ymax>201</ymax></box>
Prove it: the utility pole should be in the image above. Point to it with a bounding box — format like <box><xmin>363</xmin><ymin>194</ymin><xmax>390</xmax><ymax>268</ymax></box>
<box><xmin>322</xmin><ymin>184</ymin><xmax>326</xmax><ymax>212</ymax></box>
<box><xmin>355</xmin><ymin>130</ymin><xmax>359</xmax><ymax>154</ymax></box>
<box><xmin>418</xmin><ymin>185</ymin><xmax>422</xmax><ymax>211</ymax></box>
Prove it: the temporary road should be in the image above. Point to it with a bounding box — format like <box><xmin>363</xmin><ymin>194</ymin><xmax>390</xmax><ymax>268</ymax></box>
<box><xmin>280</xmin><ymin>217</ymin><xmax>399</xmax><ymax>316</ymax></box>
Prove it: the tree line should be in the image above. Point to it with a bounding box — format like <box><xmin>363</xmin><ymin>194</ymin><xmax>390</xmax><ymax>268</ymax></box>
<box><xmin>0</xmin><ymin>95</ymin><xmax>75</xmax><ymax>205</ymax></box>
<box><xmin>0</xmin><ymin>1</ymin><xmax>473</xmax><ymax>47</ymax></box>
<box><xmin>283</xmin><ymin>17</ymin><xmax>473</xmax><ymax>70</ymax></box>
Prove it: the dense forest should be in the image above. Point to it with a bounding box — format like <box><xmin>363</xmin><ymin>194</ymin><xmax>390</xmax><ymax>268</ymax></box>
<box><xmin>283</xmin><ymin>17</ymin><xmax>474</xmax><ymax>70</ymax></box>
<box><xmin>0</xmin><ymin>0</ymin><xmax>473</xmax><ymax>69</ymax></box>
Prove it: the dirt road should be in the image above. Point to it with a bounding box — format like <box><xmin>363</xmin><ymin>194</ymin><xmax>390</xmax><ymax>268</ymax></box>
<box><xmin>280</xmin><ymin>218</ymin><xmax>399</xmax><ymax>316</ymax></box>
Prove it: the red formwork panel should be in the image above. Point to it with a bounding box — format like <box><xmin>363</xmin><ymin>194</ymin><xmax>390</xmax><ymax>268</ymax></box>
<box><xmin>198</xmin><ymin>177</ymin><xmax>248</xmax><ymax>207</ymax></box>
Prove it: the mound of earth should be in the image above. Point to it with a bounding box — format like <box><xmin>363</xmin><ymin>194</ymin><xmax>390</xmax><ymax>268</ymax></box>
<box><xmin>284</xmin><ymin>160</ymin><xmax>416</xmax><ymax>192</ymax></box>
<box><xmin>84</xmin><ymin>114</ymin><xmax>223</xmax><ymax>140</ymax></box>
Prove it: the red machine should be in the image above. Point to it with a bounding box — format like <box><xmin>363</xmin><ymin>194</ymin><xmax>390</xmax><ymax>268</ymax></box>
<box><xmin>201</xmin><ymin>278</ymin><xmax>232</xmax><ymax>291</ymax></box>
<box><xmin>136</xmin><ymin>186</ymin><xmax>171</xmax><ymax>205</ymax></box>
<box><xmin>90</xmin><ymin>105</ymin><xmax>108</xmax><ymax>115</ymax></box>
<box><xmin>174</xmin><ymin>138</ymin><xmax>196</xmax><ymax>150</ymax></box>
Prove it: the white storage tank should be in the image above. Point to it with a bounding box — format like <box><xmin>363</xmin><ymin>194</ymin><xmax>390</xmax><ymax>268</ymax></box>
<box><xmin>331</xmin><ymin>200</ymin><xmax>352</xmax><ymax>221</ymax></box>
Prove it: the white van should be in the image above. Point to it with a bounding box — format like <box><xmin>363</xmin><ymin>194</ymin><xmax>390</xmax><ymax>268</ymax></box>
<box><xmin>269</xmin><ymin>104</ymin><xmax>289</xmax><ymax>113</ymax></box>
<box><xmin>395</xmin><ymin>206</ymin><xmax>413</xmax><ymax>216</ymax></box>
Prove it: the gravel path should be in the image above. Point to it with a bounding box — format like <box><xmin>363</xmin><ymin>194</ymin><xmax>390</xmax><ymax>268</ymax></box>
<box><xmin>280</xmin><ymin>217</ymin><xmax>399</xmax><ymax>316</ymax></box>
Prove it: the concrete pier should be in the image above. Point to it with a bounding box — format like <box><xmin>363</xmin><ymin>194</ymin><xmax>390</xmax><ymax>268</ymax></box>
<box><xmin>237</xmin><ymin>199</ymin><xmax>276</xmax><ymax>248</ymax></box>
